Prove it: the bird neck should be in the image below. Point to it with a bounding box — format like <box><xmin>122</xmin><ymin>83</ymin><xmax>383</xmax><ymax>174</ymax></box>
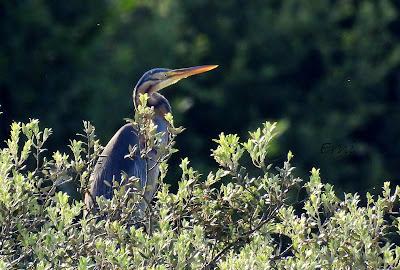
<box><xmin>134</xmin><ymin>91</ymin><xmax>171</xmax><ymax>117</ymax></box>
<box><xmin>149</xmin><ymin>93</ymin><xmax>172</xmax><ymax>116</ymax></box>
<box><xmin>153</xmin><ymin>114</ymin><xmax>169</xmax><ymax>143</ymax></box>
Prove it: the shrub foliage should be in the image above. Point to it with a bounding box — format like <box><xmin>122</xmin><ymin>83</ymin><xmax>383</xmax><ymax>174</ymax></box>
<box><xmin>1</xmin><ymin>102</ymin><xmax>400</xmax><ymax>269</ymax></box>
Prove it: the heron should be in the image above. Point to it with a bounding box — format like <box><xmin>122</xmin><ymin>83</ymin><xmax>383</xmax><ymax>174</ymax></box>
<box><xmin>84</xmin><ymin>65</ymin><xmax>218</xmax><ymax>214</ymax></box>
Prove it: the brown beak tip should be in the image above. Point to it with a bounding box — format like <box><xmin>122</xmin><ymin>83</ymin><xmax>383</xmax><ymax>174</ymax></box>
<box><xmin>203</xmin><ymin>64</ymin><xmax>219</xmax><ymax>71</ymax></box>
<box><xmin>188</xmin><ymin>64</ymin><xmax>219</xmax><ymax>74</ymax></box>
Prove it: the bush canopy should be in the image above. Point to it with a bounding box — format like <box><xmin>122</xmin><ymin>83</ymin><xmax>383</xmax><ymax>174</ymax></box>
<box><xmin>1</xmin><ymin>101</ymin><xmax>400</xmax><ymax>269</ymax></box>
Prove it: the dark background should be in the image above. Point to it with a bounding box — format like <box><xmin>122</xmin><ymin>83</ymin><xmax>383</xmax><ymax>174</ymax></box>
<box><xmin>1</xmin><ymin>0</ymin><xmax>399</xmax><ymax>194</ymax></box>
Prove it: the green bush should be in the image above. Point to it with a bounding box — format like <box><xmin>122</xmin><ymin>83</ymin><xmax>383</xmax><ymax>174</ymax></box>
<box><xmin>1</xmin><ymin>103</ymin><xmax>400</xmax><ymax>269</ymax></box>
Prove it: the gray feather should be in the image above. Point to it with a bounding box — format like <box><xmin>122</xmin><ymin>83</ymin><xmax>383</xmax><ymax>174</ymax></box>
<box><xmin>85</xmin><ymin>116</ymin><xmax>168</xmax><ymax>210</ymax></box>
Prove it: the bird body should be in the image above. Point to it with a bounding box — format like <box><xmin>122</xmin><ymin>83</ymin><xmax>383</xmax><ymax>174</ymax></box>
<box><xmin>85</xmin><ymin>65</ymin><xmax>218</xmax><ymax>212</ymax></box>
<box><xmin>89</xmin><ymin>123</ymin><xmax>142</xmax><ymax>201</ymax></box>
<box><xmin>84</xmin><ymin>115</ymin><xmax>168</xmax><ymax>210</ymax></box>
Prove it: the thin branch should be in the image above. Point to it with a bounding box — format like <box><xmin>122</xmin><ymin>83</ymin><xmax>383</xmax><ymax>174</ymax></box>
<box><xmin>202</xmin><ymin>207</ymin><xmax>278</xmax><ymax>270</ymax></box>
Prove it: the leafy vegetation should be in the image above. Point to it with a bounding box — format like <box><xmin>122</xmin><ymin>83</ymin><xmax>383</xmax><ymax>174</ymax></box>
<box><xmin>1</xmin><ymin>100</ymin><xmax>399</xmax><ymax>269</ymax></box>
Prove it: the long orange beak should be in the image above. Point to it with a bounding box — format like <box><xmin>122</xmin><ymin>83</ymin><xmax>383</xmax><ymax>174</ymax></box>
<box><xmin>168</xmin><ymin>65</ymin><xmax>219</xmax><ymax>79</ymax></box>
<box><xmin>153</xmin><ymin>65</ymin><xmax>218</xmax><ymax>92</ymax></box>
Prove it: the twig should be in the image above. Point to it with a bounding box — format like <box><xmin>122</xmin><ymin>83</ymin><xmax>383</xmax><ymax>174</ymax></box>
<box><xmin>202</xmin><ymin>208</ymin><xmax>278</xmax><ymax>270</ymax></box>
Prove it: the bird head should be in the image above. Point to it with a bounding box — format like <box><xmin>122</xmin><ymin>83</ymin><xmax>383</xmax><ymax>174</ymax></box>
<box><xmin>133</xmin><ymin>65</ymin><xmax>218</xmax><ymax>113</ymax></box>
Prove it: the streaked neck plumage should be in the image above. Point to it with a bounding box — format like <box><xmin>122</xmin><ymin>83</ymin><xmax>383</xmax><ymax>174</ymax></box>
<box><xmin>133</xmin><ymin>81</ymin><xmax>172</xmax><ymax>116</ymax></box>
<box><xmin>133</xmin><ymin>85</ymin><xmax>171</xmax><ymax>146</ymax></box>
